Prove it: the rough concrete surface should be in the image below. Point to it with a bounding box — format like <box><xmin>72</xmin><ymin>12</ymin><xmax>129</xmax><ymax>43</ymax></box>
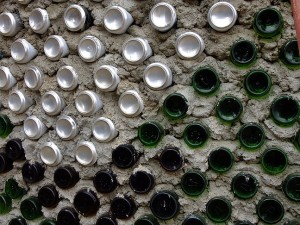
<box><xmin>0</xmin><ymin>0</ymin><xmax>299</xmax><ymax>224</ymax></box>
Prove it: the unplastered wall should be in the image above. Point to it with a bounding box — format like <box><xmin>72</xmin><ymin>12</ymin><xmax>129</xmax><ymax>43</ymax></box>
<box><xmin>0</xmin><ymin>0</ymin><xmax>299</xmax><ymax>224</ymax></box>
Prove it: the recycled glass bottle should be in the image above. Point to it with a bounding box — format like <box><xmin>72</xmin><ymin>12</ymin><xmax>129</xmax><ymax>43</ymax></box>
<box><xmin>235</xmin><ymin>221</ymin><xmax>254</xmax><ymax>225</ymax></box>
<box><xmin>74</xmin><ymin>189</ymin><xmax>99</xmax><ymax>216</ymax></box>
<box><xmin>182</xmin><ymin>214</ymin><xmax>206</xmax><ymax>225</ymax></box>
<box><xmin>192</xmin><ymin>67</ymin><xmax>220</xmax><ymax>95</ymax></box>
<box><xmin>270</xmin><ymin>95</ymin><xmax>300</xmax><ymax>126</ymax></box>
<box><xmin>282</xmin><ymin>173</ymin><xmax>300</xmax><ymax>202</ymax></box>
<box><xmin>150</xmin><ymin>191</ymin><xmax>180</xmax><ymax>220</ymax></box>
<box><xmin>138</xmin><ymin>121</ymin><xmax>164</xmax><ymax>146</ymax></box>
<box><xmin>0</xmin><ymin>193</ymin><xmax>12</xmax><ymax>214</ymax></box>
<box><xmin>208</xmin><ymin>147</ymin><xmax>234</xmax><ymax>173</ymax></box>
<box><xmin>38</xmin><ymin>184</ymin><xmax>59</xmax><ymax>208</ymax></box>
<box><xmin>279</xmin><ymin>39</ymin><xmax>300</xmax><ymax>70</ymax></box>
<box><xmin>181</xmin><ymin>169</ymin><xmax>207</xmax><ymax>196</ymax></box>
<box><xmin>183</xmin><ymin>123</ymin><xmax>209</xmax><ymax>148</ymax></box>
<box><xmin>159</xmin><ymin>147</ymin><xmax>183</xmax><ymax>172</ymax></box>
<box><xmin>216</xmin><ymin>96</ymin><xmax>243</xmax><ymax>123</ymax></box>
<box><xmin>112</xmin><ymin>144</ymin><xmax>138</xmax><ymax>169</ymax></box>
<box><xmin>9</xmin><ymin>217</ymin><xmax>27</xmax><ymax>225</ymax></box>
<box><xmin>206</xmin><ymin>196</ymin><xmax>232</xmax><ymax>223</ymax></box>
<box><xmin>111</xmin><ymin>196</ymin><xmax>136</xmax><ymax>219</ymax></box>
<box><xmin>129</xmin><ymin>170</ymin><xmax>155</xmax><ymax>194</ymax></box>
<box><xmin>163</xmin><ymin>93</ymin><xmax>188</xmax><ymax>119</ymax></box>
<box><xmin>54</xmin><ymin>166</ymin><xmax>79</xmax><ymax>189</ymax></box>
<box><xmin>93</xmin><ymin>169</ymin><xmax>118</xmax><ymax>193</ymax></box>
<box><xmin>244</xmin><ymin>70</ymin><xmax>272</xmax><ymax>98</ymax></box>
<box><xmin>261</xmin><ymin>147</ymin><xmax>288</xmax><ymax>175</ymax></box>
<box><xmin>238</xmin><ymin>123</ymin><xmax>265</xmax><ymax>150</ymax></box>
<box><xmin>230</xmin><ymin>40</ymin><xmax>257</xmax><ymax>67</ymax></box>
<box><xmin>39</xmin><ymin>219</ymin><xmax>57</xmax><ymax>225</ymax></box>
<box><xmin>57</xmin><ymin>207</ymin><xmax>80</xmax><ymax>225</ymax></box>
<box><xmin>0</xmin><ymin>114</ymin><xmax>14</xmax><ymax>138</ymax></box>
<box><xmin>96</xmin><ymin>215</ymin><xmax>117</xmax><ymax>225</ymax></box>
<box><xmin>231</xmin><ymin>172</ymin><xmax>258</xmax><ymax>199</ymax></box>
<box><xmin>22</xmin><ymin>161</ymin><xmax>45</xmax><ymax>183</ymax></box>
<box><xmin>5</xmin><ymin>178</ymin><xmax>27</xmax><ymax>199</ymax></box>
<box><xmin>0</xmin><ymin>152</ymin><xmax>13</xmax><ymax>173</ymax></box>
<box><xmin>134</xmin><ymin>214</ymin><xmax>159</xmax><ymax>225</ymax></box>
<box><xmin>20</xmin><ymin>196</ymin><xmax>43</xmax><ymax>220</ymax></box>
<box><xmin>5</xmin><ymin>138</ymin><xmax>25</xmax><ymax>161</ymax></box>
<box><xmin>253</xmin><ymin>7</ymin><xmax>283</xmax><ymax>38</ymax></box>
<box><xmin>256</xmin><ymin>197</ymin><xmax>284</xmax><ymax>224</ymax></box>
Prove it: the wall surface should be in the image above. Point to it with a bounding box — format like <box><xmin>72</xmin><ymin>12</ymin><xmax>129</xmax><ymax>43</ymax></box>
<box><xmin>0</xmin><ymin>0</ymin><xmax>299</xmax><ymax>224</ymax></box>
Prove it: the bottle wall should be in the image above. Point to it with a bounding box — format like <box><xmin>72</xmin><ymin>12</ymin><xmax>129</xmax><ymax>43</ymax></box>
<box><xmin>0</xmin><ymin>0</ymin><xmax>299</xmax><ymax>224</ymax></box>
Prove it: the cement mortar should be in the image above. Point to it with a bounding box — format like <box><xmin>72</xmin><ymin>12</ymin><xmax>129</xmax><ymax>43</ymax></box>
<box><xmin>0</xmin><ymin>0</ymin><xmax>299</xmax><ymax>224</ymax></box>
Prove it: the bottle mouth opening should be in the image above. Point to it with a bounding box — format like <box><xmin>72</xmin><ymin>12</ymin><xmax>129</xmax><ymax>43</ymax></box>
<box><xmin>95</xmin><ymin>66</ymin><xmax>115</xmax><ymax>90</ymax></box>
<box><xmin>231</xmin><ymin>173</ymin><xmax>258</xmax><ymax>199</ymax></box>
<box><xmin>257</xmin><ymin>198</ymin><xmax>284</xmax><ymax>224</ymax></box>
<box><xmin>24</xmin><ymin>117</ymin><xmax>41</xmax><ymax>138</ymax></box>
<box><xmin>144</xmin><ymin>64</ymin><xmax>169</xmax><ymax>89</ymax></box>
<box><xmin>75</xmin><ymin>91</ymin><xmax>98</xmax><ymax>115</ymax></box>
<box><xmin>138</xmin><ymin>122</ymin><xmax>163</xmax><ymax>146</ymax></box>
<box><xmin>44</xmin><ymin>36</ymin><xmax>62</xmax><ymax>59</ymax></box>
<box><xmin>254</xmin><ymin>8</ymin><xmax>282</xmax><ymax>36</ymax></box>
<box><xmin>8</xmin><ymin>91</ymin><xmax>24</xmax><ymax>112</ymax></box>
<box><xmin>150</xmin><ymin>3</ymin><xmax>176</xmax><ymax>31</ymax></box>
<box><xmin>283</xmin><ymin>175</ymin><xmax>300</xmax><ymax>201</ymax></box>
<box><xmin>181</xmin><ymin>171</ymin><xmax>207</xmax><ymax>196</ymax></box>
<box><xmin>29</xmin><ymin>9</ymin><xmax>47</xmax><ymax>31</ymax></box>
<box><xmin>57</xmin><ymin>208</ymin><xmax>79</xmax><ymax>224</ymax></box>
<box><xmin>208</xmin><ymin>2</ymin><xmax>237</xmax><ymax>31</ymax></box>
<box><xmin>216</xmin><ymin>96</ymin><xmax>243</xmax><ymax>122</ymax></box>
<box><xmin>193</xmin><ymin>67</ymin><xmax>219</xmax><ymax>94</ymax></box>
<box><xmin>57</xmin><ymin>66</ymin><xmax>78</xmax><ymax>90</ymax></box>
<box><xmin>118</xmin><ymin>91</ymin><xmax>143</xmax><ymax>116</ymax></box>
<box><xmin>150</xmin><ymin>191</ymin><xmax>179</xmax><ymax>220</ymax></box>
<box><xmin>238</xmin><ymin>123</ymin><xmax>265</xmax><ymax>149</ymax></box>
<box><xmin>261</xmin><ymin>148</ymin><xmax>288</xmax><ymax>174</ymax></box>
<box><xmin>11</xmin><ymin>40</ymin><xmax>27</xmax><ymax>62</ymax></box>
<box><xmin>40</xmin><ymin>143</ymin><xmax>61</xmax><ymax>166</ymax></box>
<box><xmin>64</xmin><ymin>5</ymin><xmax>86</xmax><ymax>31</ymax></box>
<box><xmin>111</xmin><ymin>196</ymin><xmax>136</xmax><ymax>219</ymax></box>
<box><xmin>42</xmin><ymin>92</ymin><xmax>61</xmax><ymax>114</ymax></box>
<box><xmin>160</xmin><ymin>148</ymin><xmax>183</xmax><ymax>171</ymax></box>
<box><xmin>270</xmin><ymin>95</ymin><xmax>300</xmax><ymax>126</ymax></box>
<box><xmin>78</xmin><ymin>37</ymin><xmax>101</xmax><ymax>61</ymax></box>
<box><xmin>244</xmin><ymin>70</ymin><xmax>271</xmax><ymax>96</ymax></box>
<box><xmin>112</xmin><ymin>145</ymin><xmax>135</xmax><ymax>168</ymax></box>
<box><xmin>93</xmin><ymin>118</ymin><xmax>114</xmax><ymax>142</ymax></box>
<box><xmin>163</xmin><ymin>93</ymin><xmax>188</xmax><ymax>118</ymax></box>
<box><xmin>230</xmin><ymin>40</ymin><xmax>256</xmax><ymax>65</ymax></box>
<box><xmin>209</xmin><ymin>147</ymin><xmax>234</xmax><ymax>172</ymax></box>
<box><xmin>129</xmin><ymin>171</ymin><xmax>154</xmax><ymax>193</ymax></box>
<box><xmin>104</xmin><ymin>7</ymin><xmax>125</xmax><ymax>31</ymax></box>
<box><xmin>282</xmin><ymin>40</ymin><xmax>300</xmax><ymax>65</ymax></box>
<box><xmin>176</xmin><ymin>32</ymin><xmax>204</xmax><ymax>59</ymax></box>
<box><xmin>0</xmin><ymin>13</ymin><xmax>14</xmax><ymax>34</ymax></box>
<box><xmin>76</xmin><ymin>142</ymin><xmax>97</xmax><ymax>166</ymax></box>
<box><xmin>56</xmin><ymin>117</ymin><xmax>76</xmax><ymax>139</ymax></box>
<box><xmin>206</xmin><ymin>197</ymin><xmax>232</xmax><ymax>223</ymax></box>
<box><xmin>123</xmin><ymin>39</ymin><xmax>146</xmax><ymax>63</ymax></box>
<box><xmin>183</xmin><ymin>124</ymin><xmax>209</xmax><ymax>147</ymax></box>
<box><xmin>0</xmin><ymin>67</ymin><xmax>10</xmax><ymax>88</ymax></box>
<box><xmin>25</xmin><ymin>67</ymin><xmax>42</xmax><ymax>89</ymax></box>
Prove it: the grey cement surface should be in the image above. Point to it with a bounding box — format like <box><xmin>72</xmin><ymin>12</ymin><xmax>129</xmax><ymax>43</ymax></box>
<box><xmin>0</xmin><ymin>0</ymin><xmax>299</xmax><ymax>224</ymax></box>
